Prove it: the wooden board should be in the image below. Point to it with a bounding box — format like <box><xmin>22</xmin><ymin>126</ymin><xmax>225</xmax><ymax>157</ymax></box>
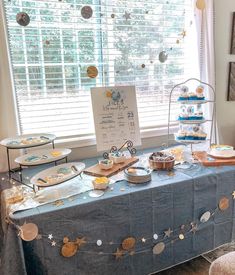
<box><xmin>83</xmin><ymin>157</ymin><xmax>139</xmax><ymax>177</ymax></box>
<box><xmin>193</xmin><ymin>151</ymin><xmax>235</xmax><ymax>166</ymax></box>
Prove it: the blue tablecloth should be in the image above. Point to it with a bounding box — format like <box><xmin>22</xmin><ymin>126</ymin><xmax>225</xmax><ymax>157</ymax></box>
<box><xmin>1</xmin><ymin>150</ymin><xmax>235</xmax><ymax>275</ymax></box>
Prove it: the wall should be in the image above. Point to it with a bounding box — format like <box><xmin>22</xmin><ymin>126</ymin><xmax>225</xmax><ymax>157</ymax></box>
<box><xmin>215</xmin><ymin>0</ymin><xmax>235</xmax><ymax>146</ymax></box>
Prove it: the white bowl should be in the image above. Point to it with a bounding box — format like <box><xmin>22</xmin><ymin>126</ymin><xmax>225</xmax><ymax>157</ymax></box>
<box><xmin>92</xmin><ymin>177</ymin><xmax>110</xmax><ymax>190</ymax></box>
<box><xmin>99</xmin><ymin>159</ymin><xmax>113</xmax><ymax>170</ymax></box>
<box><xmin>109</xmin><ymin>152</ymin><xmax>126</xmax><ymax>164</ymax></box>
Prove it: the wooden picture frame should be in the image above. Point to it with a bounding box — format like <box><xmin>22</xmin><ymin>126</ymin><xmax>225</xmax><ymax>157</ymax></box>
<box><xmin>231</xmin><ymin>12</ymin><xmax>235</xmax><ymax>54</ymax></box>
<box><xmin>227</xmin><ymin>62</ymin><xmax>235</xmax><ymax>101</ymax></box>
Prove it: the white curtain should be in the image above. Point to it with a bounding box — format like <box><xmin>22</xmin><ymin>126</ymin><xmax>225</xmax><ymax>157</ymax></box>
<box><xmin>0</xmin><ymin>4</ymin><xmax>19</xmax><ymax>173</ymax></box>
<box><xmin>195</xmin><ymin>0</ymin><xmax>218</xmax><ymax>144</ymax></box>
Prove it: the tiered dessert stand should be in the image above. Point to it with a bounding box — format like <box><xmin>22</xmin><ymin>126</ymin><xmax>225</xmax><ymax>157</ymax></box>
<box><xmin>0</xmin><ymin>133</ymin><xmax>78</xmax><ymax>190</ymax></box>
<box><xmin>167</xmin><ymin>78</ymin><xmax>217</xmax><ymax>151</ymax></box>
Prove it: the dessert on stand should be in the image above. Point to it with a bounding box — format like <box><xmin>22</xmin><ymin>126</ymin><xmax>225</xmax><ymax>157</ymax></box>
<box><xmin>167</xmin><ymin>78</ymin><xmax>216</xmax><ymax>154</ymax></box>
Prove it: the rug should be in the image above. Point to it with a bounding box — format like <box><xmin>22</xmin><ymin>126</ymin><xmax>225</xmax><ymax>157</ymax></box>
<box><xmin>202</xmin><ymin>242</ymin><xmax>235</xmax><ymax>263</ymax></box>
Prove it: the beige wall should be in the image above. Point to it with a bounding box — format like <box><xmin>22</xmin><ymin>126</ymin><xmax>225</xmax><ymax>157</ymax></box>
<box><xmin>215</xmin><ymin>0</ymin><xmax>235</xmax><ymax>146</ymax></box>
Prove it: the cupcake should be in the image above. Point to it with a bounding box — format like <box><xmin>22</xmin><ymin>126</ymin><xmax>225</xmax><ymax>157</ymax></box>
<box><xmin>178</xmin><ymin>86</ymin><xmax>189</xmax><ymax>100</ymax></box>
<box><xmin>196</xmin><ymin>85</ymin><xmax>205</xmax><ymax>100</ymax></box>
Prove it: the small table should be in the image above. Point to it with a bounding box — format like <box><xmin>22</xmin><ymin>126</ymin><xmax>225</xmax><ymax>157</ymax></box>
<box><xmin>1</xmin><ymin>149</ymin><xmax>235</xmax><ymax>275</ymax></box>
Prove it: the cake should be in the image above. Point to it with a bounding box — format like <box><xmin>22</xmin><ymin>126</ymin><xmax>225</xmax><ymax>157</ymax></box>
<box><xmin>209</xmin><ymin>145</ymin><xmax>234</xmax><ymax>157</ymax></box>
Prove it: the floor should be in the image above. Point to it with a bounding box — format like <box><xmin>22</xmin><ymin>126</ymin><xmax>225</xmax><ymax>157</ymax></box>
<box><xmin>155</xmin><ymin>256</ymin><xmax>210</xmax><ymax>275</ymax></box>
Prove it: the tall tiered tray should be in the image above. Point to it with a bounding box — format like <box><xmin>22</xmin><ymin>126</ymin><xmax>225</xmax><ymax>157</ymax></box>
<box><xmin>167</xmin><ymin>78</ymin><xmax>217</xmax><ymax>150</ymax></box>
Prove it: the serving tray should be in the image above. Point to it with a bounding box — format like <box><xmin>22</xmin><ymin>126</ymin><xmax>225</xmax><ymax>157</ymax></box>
<box><xmin>193</xmin><ymin>151</ymin><xmax>235</xmax><ymax>166</ymax></box>
<box><xmin>1</xmin><ymin>133</ymin><xmax>56</xmax><ymax>149</ymax></box>
<box><xmin>83</xmin><ymin>157</ymin><xmax>139</xmax><ymax>177</ymax></box>
<box><xmin>30</xmin><ymin>162</ymin><xmax>85</xmax><ymax>187</ymax></box>
<box><xmin>15</xmin><ymin>148</ymin><xmax>71</xmax><ymax>166</ymax></box>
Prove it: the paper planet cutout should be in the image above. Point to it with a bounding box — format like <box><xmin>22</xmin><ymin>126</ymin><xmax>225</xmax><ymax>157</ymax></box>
<box><xmin>97</xmin><ymin>240</ymin><xmax>102</xmax><ymax>246</ymax></box>
<box><xmin>16</xmin><ymin>12</ymin><xmax>30</xmax><ymax>27</ymax></box>
<box><xmin>153</xmin><ymin>242</ymin><xmax>165</xmax><ymax>255</ymax></box>
<box><xmin>159</xmin><ymin>51</ymin><xmax>168</xmax><ymax>63</ymax></box>
<box><xmin>219</xmin><ymin>197</ymin><xmax>229</xmax><ymax>211</ymax></box>
<box><xmin>81</xmin><ymin>6</ymin><xmax>93</xmax><ymax>19</ymax></box>
<box><xmin>200</xmin><ymin>211</ymin><xmax>211</xmax><ymax>223</ymax></box>
<box><xmin>61</xmin><ymin>242</ymin><xmax>78</xmax><ymax>257</ymax></box>
<box><xmin>196</xmin><ymin>0</ymin><xmax>206</xmax><ymax>10</ymax></box>
<box><xmin>122</xmin><ymin>237</ymin><xmax>136</xmax><ymax>251</ymax></box>
<box><xmin>179</xmin><ymin>234</ymin><xmax>185</xmax><ymax>240</ymax></box>
<box><xmin>153</xmin><ymin>233</ymin><xmax>158</xmax><ymax>240</ymax></box>
<box><xmin>87</xmin><ymin>66</ymin><xmax>98</xmax><ymax>78</ymax></box>
<box><xmin>19</xmin><ymin>223</ymin><xmax>38</xmax><ymax>241</ymax></box>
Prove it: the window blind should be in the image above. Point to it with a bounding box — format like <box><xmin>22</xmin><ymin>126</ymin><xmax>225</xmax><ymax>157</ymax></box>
<box><xmin>3</xmin><ymin>0</ymin><xmax>199</xmax><ymax>138</ymax></box>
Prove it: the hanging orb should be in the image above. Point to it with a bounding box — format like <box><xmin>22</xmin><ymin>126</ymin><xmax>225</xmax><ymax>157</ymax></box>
<box><xmin>196</xmin><ymin>0</ymin><xmax>206</xmax><ymax>10</ymax></box>
<box><xmin>19</xmin><ymin>223</ymin><xmax>38</xmax><ymax>241</ymax></box>
<box><xmin>16</xmin><ymin>12</ymin><xmax>30</xmax><ymax>27</ymax></box>
<box><xmin>122</xmin><ymin>237</ymin><xmax>136</xmax><ymax>251</ymax></box>
<box><xmin>87</xmin><ymin>66</ymin><xmax>98</xmax><ymax>78</ymax></box>
<box><xmin>81</xmin><ymin>6</ymin><xmax>93</xmax><ymax>19</ymax></box>
<box><xmin>159</xmin><ymin>51</ymin><xmax>168</xmax><ymax>63</ymax></box>
<box><xmin>61</xmin><ymin>242</ymin><xmax>78</xmax><ymax>258</ymax></box>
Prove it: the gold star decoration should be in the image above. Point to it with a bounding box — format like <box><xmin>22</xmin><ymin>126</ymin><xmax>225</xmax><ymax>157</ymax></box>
<box><xmin>52</xmin><ymin>200</ymin><xmax>64</xmax><ymax>207</ymax></box>
<box><xmin>129</xmin><ymin>250</ymin><xmax>135</xmax><ymax>256</ymax></box>
<box><xmin>164</xmin><ymin>228</ymin><xmax>173</xmax><ymax>238</ymax></box>
<box><xmin>167</xmin><ymin>171</ymin><xmax>175</xmax><ymax>177</ymax></box>
<box><xmin>75</xmin><ymin>237</ymin><xmax>87</xmax><ymax>247</ymax></box>
<box><xmin>123</xmin><ymin>11</ymin><xmax>131</xmax><ymax>21</ymax></box>
<box><xmin>36</xmin><ymin>234</ymin><xmax>42</xmax><ymax>240</ymax></box>
<box><xmin>141</xmin><ymin>238</ymin><xmax>146</xmax><ymax>243</ymax></box>
<box><xmin>190</xmin><ymin>223</ymin><xmax>198</xmax><ymax>234</ymax></box>
<box><xmin>232</xmin><ymin>191</ymin><xmax>235</xmax><ymax>199</ymax></box>
<box><xmin>181</xmin><ymin>30</ymin><xmax>187</xmax><ymax>38</ymax></box>
<box><xmin>114</xmin><ymin>248</ymin><xmax>124</xmax><ymax>260</ymax></box>
<box><xmin>51</xmin><ymin>240</ymin><xmax>57</xmax><ymax>246</ymax></box>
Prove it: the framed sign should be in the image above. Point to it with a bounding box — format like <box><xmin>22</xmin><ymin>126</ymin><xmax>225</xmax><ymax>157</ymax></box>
<box><xmin>228</xmin><ymin>62</ymin><xmax>235</xmax><ymax>101</ymax></box>
<box><xmin>91</xmin><ymin>86</ymin><xmax>141</xmax><ymax>151</ymax></box>
<box><xmin>231</xmin><ymin>12</ymin><xmax>235</xmax><ymax>54</ymax></box>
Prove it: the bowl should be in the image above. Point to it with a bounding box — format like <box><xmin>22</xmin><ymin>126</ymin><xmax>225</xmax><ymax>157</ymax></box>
<box><xmin>149</xmin><ymin>152</ymin><xmax>175</xmax><ymax>170</ymax></box>
<box><xmin>92</xmin><ymin>177</ymin><xmax>110</xmax><ymax>190</ymax></box>
<box><xmin>109</xmin><ymin>152</ymin><xmax>126</xmax><ymax>164</ymax></box>
<box><xmin>99</xmin><ymin>159</ymin><xmax>113</xmax><ymax>170</ymax></box>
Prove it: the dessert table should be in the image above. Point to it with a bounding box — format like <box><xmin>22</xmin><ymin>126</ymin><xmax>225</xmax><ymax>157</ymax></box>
<box><xmin>0</xmin><ymin>148</ymin><xmax>235</xmax><ymax>275</ymax></box>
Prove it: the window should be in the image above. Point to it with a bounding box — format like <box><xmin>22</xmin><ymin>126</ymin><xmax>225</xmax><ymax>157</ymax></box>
<box><xmin>3</xmin><ymin>0</ymin><xmax>199</xmax><ymax>139</ymax></box>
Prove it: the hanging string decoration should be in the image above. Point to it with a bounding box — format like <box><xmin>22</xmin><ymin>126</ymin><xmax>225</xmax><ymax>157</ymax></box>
<box><xmin>7</xmin><ymin>191</ymin><xmax>234</xmax><ymax>261</ymax></box>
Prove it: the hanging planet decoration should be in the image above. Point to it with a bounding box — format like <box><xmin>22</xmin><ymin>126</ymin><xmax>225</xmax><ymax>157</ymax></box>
<box><xmin>19</xmin><ymin>222</ymin><xmax>38</xmax><ymax>241</ymax></box>
<box><xmin>87</xmin><ymin>66</ymin><xmax>98</xmax><ymax>78</ymax></box>
<box><xmin>200</xmin><ymin>211</ymin><xmax>211</xmax><ymax>223</ymax></box>
<box><xmin>159</xmin><ymin>51</ymin><xmax>168</xmax><ymax>63</ymax></box>
<box><xmin>81</xmin><ymin>6</ymin><xmax>93</xmax><ymax>19</ymax></box>
<box><xmin>219</xmin><ymin>197</ymin><xmax>230</xmax><ymax>211</ymax></box>
<box><xmin>179</xmin><ymin>234</ymin><xmax>185</xmax><ymax>240</ymax></box>
<box><xmin>196</xmin><ymin>0</ymin><xmax>206</xmax><ymax>10</ymax></box>
<box><xmin>122</xmin><ymin>237</ymin><xmax>136</xmax><ymax>251</ymax></box>
<box><xmin>153</xmin><ymin>242</ymin><xmax>165</xmax><ymax>255</ymax></box>
<box><xmin>16</xmin><ymin>12</ymin><xmax>30</xmax><ymax>27</ymax></box>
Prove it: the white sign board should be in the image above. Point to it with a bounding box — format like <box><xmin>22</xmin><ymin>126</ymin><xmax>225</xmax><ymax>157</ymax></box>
<box><xmin>91</xmin><ymin>86</ymin><xmax>141</xmax><ymax>152</ymax></box>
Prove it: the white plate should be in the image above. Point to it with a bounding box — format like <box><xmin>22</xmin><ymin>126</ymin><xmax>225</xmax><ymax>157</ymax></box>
<box><xmin>31</xmin><ymin>162</ymin><xmax>85</xmax><ymax>187</ymax></box>
<box><xmin>207</xmin><ymin>150</ymin><xmax>235</xmax><ymax>159</ymax></box>
<box><xmin>178</xmin><ymin>119</ymin><xmax>207</xmax><ymax>124</ymax></box>
<box><xmin>15</xmin><ymin>148</ymin><xmax>71</xmax><ymax>166</ymax></box>
<box><xmin>1</xmin><ymin>133</ymin><xmax>56</xmax><ymax>149</ymax></box>
<box><xmin>177</xmin><ymin>100</ymin><xmax>211</xmax><ymax>104</ymax></box>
